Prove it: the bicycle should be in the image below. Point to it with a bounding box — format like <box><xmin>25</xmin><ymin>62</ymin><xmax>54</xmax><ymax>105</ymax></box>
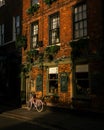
<box><xmin>27</xmin><ymin>96</ymin><xmax>47</xmax><ymax>112</ymax></box>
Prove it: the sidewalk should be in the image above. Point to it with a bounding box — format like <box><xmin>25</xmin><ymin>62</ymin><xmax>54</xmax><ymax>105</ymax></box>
<box><xmin>22</xmin><ymin>102</ymin><xmax>104</xmax><ymax>116</ymax></box>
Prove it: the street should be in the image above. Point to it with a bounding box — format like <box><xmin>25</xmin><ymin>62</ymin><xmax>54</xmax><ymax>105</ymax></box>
<box><xmin>0</xmin><ymin>106</ymin><xmax>104</xmax><ymax>130</ymax></box>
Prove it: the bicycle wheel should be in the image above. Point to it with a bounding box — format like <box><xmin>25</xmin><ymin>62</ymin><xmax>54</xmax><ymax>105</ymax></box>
<box><xmin>35</xmin><ymin>99</ymin><xmax>43</xmax><ymax>112</ymax></box>
<box><xmin>27</xmin><ymin>101</ymin><xmax>32</xmax><ymax>110</ymax></box>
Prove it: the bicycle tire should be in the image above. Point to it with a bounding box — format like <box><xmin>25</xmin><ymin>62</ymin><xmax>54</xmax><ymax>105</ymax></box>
<box><xmin>35</xmin><ymin>99</ymin><xmax>43</xmax><ymax>112</ymax></box>
<box><xmin>27</xmin><ymin>101</ymin><xmax>32</xmax><ymax>110</ymax></box>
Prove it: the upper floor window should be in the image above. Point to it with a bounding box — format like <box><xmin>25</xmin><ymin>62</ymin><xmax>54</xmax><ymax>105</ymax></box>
<box><xmin>13</xmin><ymin>16</ymin><xmax>20</xmax><ymax>40</ymax></box>
<box><xmin>49</xmin><ymin>12</ymin><xmax>60</xmax><ymax>45</ymax></box>
<box><xmin>31</xmin><ymin>0</ymin><xmax>39</xmax><ymax>5</ymax></box>
<box><xmin>73</xmin><ymin>3</ymin><xmax>87</xmax><ymax>39</ymax></box>
<box><xmin>31</xmin><ymin>21</ymin><xmax>39</xmax><ymax>49</ymax></box>
<box><xmin>0</xmin><ymin>24</ymin><xmax>4</xmax><ymax>45</ymax></box>
<box><xmin>0</xmin><ymin>0</ymin><xmax>5</xmax><ymax>7</ymax></box>
<box><xmin>15</xmin><ymin>16</ymin><xmax>20</xmax><ymax>35</ymax></box>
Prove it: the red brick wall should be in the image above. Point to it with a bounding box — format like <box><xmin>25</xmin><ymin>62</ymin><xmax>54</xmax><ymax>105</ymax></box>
<box><xmin>22</xmin><ymin>0</ymin><xmax>104</xmax><ymax>105</ymax></box>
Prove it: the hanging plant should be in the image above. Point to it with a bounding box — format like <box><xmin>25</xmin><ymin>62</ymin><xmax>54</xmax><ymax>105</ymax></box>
<box><xmin>15</xmin><ymin>35</ymin><xmax>27</xmax><ymax>48</ymax></box>
<box><xmin>45</xmin><ymin>44</ymin><xmax>60</xmax><ymax>54</ymax></box>
<box><xmin>45</xmin><ymin>44</ymin><xmax>60</xmax><ymax>61</ymax></box>
<box><xmin>27</xmin><ymin>49</ymin><xmax>39</xmax><ymax>63</ymax></box>
<box><xmin>44</xmin><ymin>0</ymin><xmax>57</xmax><ymax>5</ymax></box>
<box><xmin>26</xmin><ymin>3</ymin><xmax>40</xmax><ymax>15</ymax></box>
<box><xmin>21</xmin><ymin>63</ymin><xmax>32</xmax><ymax>75</ymax></box>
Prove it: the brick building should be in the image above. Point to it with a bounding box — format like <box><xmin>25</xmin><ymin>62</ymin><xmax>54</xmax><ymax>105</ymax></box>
<box><xmin>21</xmin><ymin>0</ymin><xmax>104</xmax><ymax>111</ymax></box>
<box><xmin>0</xmin><ymin>0</ymin><xmax>22</xmax><ymax>106</ymax></box>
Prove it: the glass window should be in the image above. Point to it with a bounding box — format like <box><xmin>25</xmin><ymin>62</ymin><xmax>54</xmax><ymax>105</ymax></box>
<box><xmin>48</xmin><ymin>67</ymin><xmax>58</xmax><ymax>94</ymax></box>
<box><xmin>0</xmin><ymin>24</ymin><xmax>4</xmax><ymax>45</ymax></box>
<box><xmin>31</xmin><ymin>0</ymin><xmax>38</xmax><ymax>5</ymax></box>
<box><xmin>73</xmin><ymin>3</ymin><xmax>87</xmax><ymax>39</ymax></box>
<box><xmin>49</xmin><ymin>13</ymin><xmax>60</xmax><ymax>45</ymax></box>
<box><xmin>48</xmin><ymin>74</ymin><xmax>58</xmax><ymax>94</ymax></box>
<box><xmin>15</xmin><ymin>16</ymin><xmax>20</xmax><ymax>35</ymax></box>
<box><xmin>75</xmin><ymin>64</ymin><xmax>90</xmax><ymax>96</ymax></box>
<box><xmin>31</xmin><ymin>22</ymin><xmax>38</xmax><ymax>48</ymax></box>
<box><xmin>0</xmin><ymin>0</ymin><xmax>5</xmax><ymax>7</ymax></box>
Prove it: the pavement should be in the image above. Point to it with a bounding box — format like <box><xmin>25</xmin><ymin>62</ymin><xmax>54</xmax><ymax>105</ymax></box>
<box><xmin>0</xmin><ymin>101</ymin><xmax>104</xmax><ymax>117</ymax></box>
<box><xmin>22</xmin><ymin>102</ymin><xmax>104</xmax><ymax>117</ymax></box>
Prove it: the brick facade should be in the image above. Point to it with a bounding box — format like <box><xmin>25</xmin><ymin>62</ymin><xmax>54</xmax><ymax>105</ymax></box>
<box><xmin>21</xmin><ymin>0</ymin><xmax>104</xmax><ymax>111</ymax></box>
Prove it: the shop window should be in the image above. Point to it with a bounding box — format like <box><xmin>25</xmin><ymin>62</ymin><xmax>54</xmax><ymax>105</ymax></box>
<box><xmin>75</xmin><ymin>64</ymin><xmax>89</xmax><ymax>96</ymax></box>
<box><xmin>48</xmin><ymin>73</ymin><xmax>58</xmax><ymax>94</ymax></box>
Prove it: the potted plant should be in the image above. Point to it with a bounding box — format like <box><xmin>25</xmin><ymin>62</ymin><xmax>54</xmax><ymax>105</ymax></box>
<box><xmin>26</xmin><ymin>3</ymin><xmax>40</xmax><ymax>15</ymax></box>
<box><xmin>27</xmin><ymin>49</ymin><xmax>39</xmax><ymax>63</ymax></box>
<box><xmin>45</xmin><ymin>44</ymin><xmax>60</xmax><ymax>61</ymax></box>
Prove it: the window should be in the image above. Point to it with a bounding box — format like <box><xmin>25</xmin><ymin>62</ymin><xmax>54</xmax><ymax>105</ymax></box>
<box><xmin>75</xmin><ymin>64</ymin><xmax>89</xmax><ymax>96</ymax></box>
<box><xmin>0</xmin><ymin>0</ymin><xmax>5</xmax><ymax>7</ymax></box>
<box><xmin>49</xmin><ymin>13</ymin><xmax>60</xmax><ymax>45</ymax></box>
<box><xmin>15</xmin><ymin>16</ymin><xmax>20</xmax><ymax>35</ymax></box>
<box><xmin>48</xmin><ymin>67</ymin><xmax>58</xmax><ymax>94</ymax></box>
<box><xmin>13</xmin><ymin>16</ymin><xmax>20</xmax><ymax>40</ymax></box>
<box><xmin>31</xmin><ymin>22</ymin><xmax>38</xmax><ymax>48</ymax></box>
<box><xmin>0</xmin><ymin>24</ymin><xmax>4</xmax><ymax>45</ymax></box>
<box><xmin>31</xmin><ymin>0</ymin><xmax>38</xmax><ymax>5</ymax></box>
<box><xmin>73</xmin><ymin>3</ymin><xmax>87</xmax><ymax>39</ymax></box>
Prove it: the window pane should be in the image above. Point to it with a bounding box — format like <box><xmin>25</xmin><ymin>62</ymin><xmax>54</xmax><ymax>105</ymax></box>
<box><xmin>83</xmin><ymin>4</ymin><xmax>86</xmax><ymax>11</ymax></box>
<box><xmin>75</xmin><ymin>23</ymin><xmax>79</xmax><ymax>30</ymax></box>
<box><xmin>84</xmin><ymin>20</ymin><xmax>87</xmax><ymax>27</ymax></box>
<box><xmin>83</xmin><ymin>29</ymin><xmax>87</xmax><ymax>36</ymax></box>
<box><xmin>75</xmin><ymin>14</ymin><xmax>78</xmax><ymax>22</ymax></box>
<box><xmin>32</xmin><ymin>36</ymin><xmax>37</xmax><ymax>48</ymax></box>
<box><xmin>79</xmin><ymin>6</ymin><xmax>82</xmax><ymax>12</ymax></box>
<box><xmin>78</xmin><ymin>12</ymin><xmax>82</xmax><ymax>20</ymax></box>
<box><xmin>31</xmin><ymin>0</ymin><xmax>38</xmax><ymax>5</ymax></box>
<box><xmin>74</xmin><ymin>7</ymin><xmax>78</xmax><ymax>14</ymax></box>
<box><xmin>0</xmin><ymin>0</ymin><xmax>5</xmax><ymax>7</ymax></box>
<box><xmin>76</xmin><ymin>72</ymin><xmax>89</xmax><ymax>95</ymax></box>
<box><xmin>80</xmin><ymin>29</ymin><xmax>83</xmax><ymax>37</ymax></box>
<box><xmin>83</xmin><ymin>11</ymin><xmax>87</xmax><ymax>19</ymax></box>
<box><xmin>74</xmin><ymin>30</ymin><xmax>79</xmax><ymax>38</ymax></box>
<box><xmin>16</xmin><ymin>16</ymin><xmax>20</xmax><ymax>27</ymax></box>
<box><xmin>79</xmin><ymin>21</ymin><xmax>83</xmax><ymax>29</ymax></box>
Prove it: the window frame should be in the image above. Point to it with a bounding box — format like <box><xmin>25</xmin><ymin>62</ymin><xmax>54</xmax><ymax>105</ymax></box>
<box><xmin>31</xmin><ymin>21</ymin><xmax>39</xmax><ymax>49</ymax></box>
<box><xmin>73</xmin><ymin>3</ymin><xmax>87</xmax><ymax>39</ymax></box>
<box><xmin>74</xmin><ymin>64</ymin><xmax>90</xmax><ymax>98</ymax></box>
<box><xmin>49</xmin><ymin>12</ymin><xmax>60</xmax><ymax>45</ymax></box>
